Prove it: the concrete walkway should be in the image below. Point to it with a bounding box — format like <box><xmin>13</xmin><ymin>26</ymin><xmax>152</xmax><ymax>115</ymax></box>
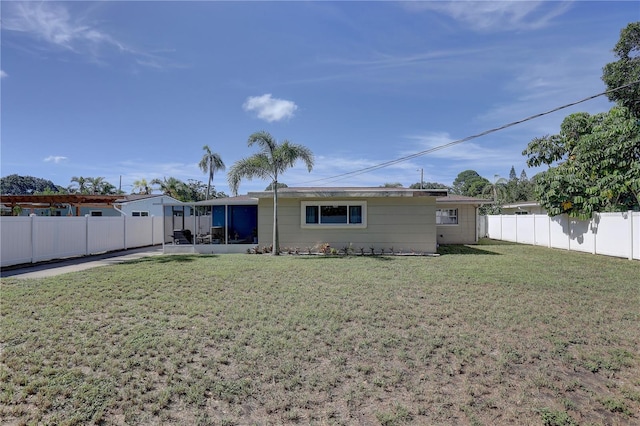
<box><xmin>1</xmin><ymin>246</ymin><xmax>164</xmax><ymax>279</ymax></box>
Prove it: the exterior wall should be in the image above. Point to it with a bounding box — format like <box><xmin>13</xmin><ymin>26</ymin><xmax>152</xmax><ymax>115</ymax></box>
<box><xmin>436</xmin><ymin>204</ymin><xmax>478</xmax><ymax>244</ymax></box>
<box><xmin>501</xmin><ymin>204</ymin><xmax>546</xmax><ymax>215</ymax></box>
<box><xmin>120</xmin><ymin>196</ymin><xmax>179</xmax><ymax>217</ymax></box>
<box><xmin>258</xmin><ymin>196</ymin><xmax>438</xmax><ymax>253</ymax></box>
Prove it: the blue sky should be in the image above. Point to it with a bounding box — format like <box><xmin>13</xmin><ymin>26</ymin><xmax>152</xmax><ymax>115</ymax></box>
<box><xmin>1</xmin><ymin>1</ymin><xmax>638</xmax><ymax>195</ymax></box>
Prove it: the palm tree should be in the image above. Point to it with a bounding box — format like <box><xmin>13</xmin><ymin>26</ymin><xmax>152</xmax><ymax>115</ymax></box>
<box><xmin>151</xmin><ymin>177</ymin><xmax>186</xmax><ymax>200</ymax></box>
<box><xmin>198</xmin><ymin>145</ymin><xmax>225</xmax><ymax>200</ymax></box>
<box><xmin>87</xmin><ymin>177</ymin><xmax>106</xmax><ymax>195</ymax></box>
<box><xmin>483</xmin><ymin>174</ymin><xmax>508</xmax><ymax>203</ymax></box>
<box><xmin>228</xmin><ymin>131</ymin><xmax>314</xmax><ymax>255</ymax></box>
<box><xmin>132</xmin><ymin>178</ymin><xmax>152</xmax><ymax>195</ymax></box>
<box><xmin>69</xmin><ymin>176</ymin><xmax>88</xmax><ymax>194</ymax></box>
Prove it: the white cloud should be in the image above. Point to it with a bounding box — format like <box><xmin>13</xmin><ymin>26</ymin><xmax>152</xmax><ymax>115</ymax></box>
<box><xmin>404</xmin><ymin>1</ymin><xmax>572</xmax><ymax>32</ymax></box>
<box><xmin>2</xmin><ymin>2</ymin><xmax>178</xmax><ymax>69</ymax></box>
<box><xmin>243</xmin><ymin>94</ymin><xmax>298</xmax><ymax>122</ymax></box>
<box><xmin>0</xmin><ymin>70</ymin><xmax>7</xmax><ymax>79</ymax></box>
<box><xmin>44</xmin><ymin>155</ymin><xmax>68</xmax><ymax>164</ymax></box>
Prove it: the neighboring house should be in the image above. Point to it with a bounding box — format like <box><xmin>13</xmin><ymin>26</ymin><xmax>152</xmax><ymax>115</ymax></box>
<box><xmin>501</xmin><ymin>201</ymin><xmax>546</xmax><ymax>215</ymax></box>
<box><xmin>436</xmin><ymin>195</ymin><xmax>490</xmax><ymax>244</ymax></box>
<box><xmin>249</xmin><ymin>187</ymin><xmax>448</xmax><ymax>253</ymax></box>
<box><xmin>0</xmin><ymin>194</ymin><xmax>123</xmax><ymax>217</ymax></box>
<box><xmin>115</xmin><ymin>194</ymin><xmax>182</xmax><ymax>217</ymax></box>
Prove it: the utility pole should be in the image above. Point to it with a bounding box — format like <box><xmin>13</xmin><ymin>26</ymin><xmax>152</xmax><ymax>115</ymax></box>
<box><xmin>420</xmin><ymin>168</ymin><xmax>424</xmax><ymax>189</ymax></box>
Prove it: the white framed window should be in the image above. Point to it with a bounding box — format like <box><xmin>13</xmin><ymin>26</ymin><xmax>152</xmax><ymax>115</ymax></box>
<box><xmin>132</xmin><ymin>211</ymin><xmax>149</xmax><ymax>217</ymax></box>
<box><xmin>301</xmin><ymin>201</ymin><xmax>367</xmax><ymax>228</ymax></box>
<box><xmin>90</xmin><ymin>211</ymin><xmax>103</xmax><ymax>217</ymax></box>
<box><xmin>436</xmin><ymin>208</ymin><xmax>458</xmax><ymax>225</ymax></box>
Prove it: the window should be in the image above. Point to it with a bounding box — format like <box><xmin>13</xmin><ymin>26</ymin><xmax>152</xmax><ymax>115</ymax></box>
<box><xmin>302</xmin><ymin>201</ymin><xmax>366</xmax><ymax>228</ymax></box>
<box><xmin>132</xmin><ymin>211</ymin><xmax>149</xmax><ymax>217</ymax></box>
<box><xmin>90</xmin><ymin>211</ymin><xmax>103</xmax><ymax>217</ymax></box>
<box><xmin>436</xmin><ymin>208</ymin><xmax>458</xmax><ymax>225</ymax></box>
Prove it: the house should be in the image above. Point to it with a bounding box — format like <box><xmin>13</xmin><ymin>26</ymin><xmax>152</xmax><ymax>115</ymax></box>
<box><xmin>436</xmin><ymin>194</ymin><xmax>489</xmax><ymax>244</ymax></box>
<box><xmin>115</xmin><ymin>194</ymin><xmax>182</xmax><ymax>217</ymax></box>
<box><xmin>161</xmin><ymin>188</ymin><xmax>488</xmax><ymax>254</ymax></box>
<box><xmin>501</xmin><ymin>201</ymin><xmax>546</xmax><ymax>215</ymax></box>
<box><xmin>249</xmin><ymin>187</ymin><xmax>449</xmax><ymax>253</ymax></box>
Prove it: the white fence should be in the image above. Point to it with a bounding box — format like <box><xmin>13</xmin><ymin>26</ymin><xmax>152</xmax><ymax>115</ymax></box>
<box><xmin>481</xmin><ymin>211</ymin><xmax>639</xmax><ymax>260</ymax></box>
<box><xmin>0</xmin><ymin>216</ymin><xmax>165</xmax><ymax>267</ymax></box>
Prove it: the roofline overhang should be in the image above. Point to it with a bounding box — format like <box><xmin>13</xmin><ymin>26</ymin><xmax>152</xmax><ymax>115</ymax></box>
<box><xmin>248</xmin><ymin>188</ymin><xmax>448</xmax><ymax>198</ymax></box>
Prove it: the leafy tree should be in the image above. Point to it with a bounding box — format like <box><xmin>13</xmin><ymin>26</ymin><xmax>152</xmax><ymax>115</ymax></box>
<box><xmin>198</xmin><ymin>145</ymin><xmax>225</xmax><ymax>200</ymax></box>
<box><xmin>451</xmin><ymin>170</ymin><xmax>490</xmax><ymax>197</ymax></box>
<box><xmin>523</xmin><ymin>106</ymin><xmax>640</xmax><ymax>218</ymax></box>
<box><xmin>409</xmin><ymin>181</ymin><xmax>450</xmax><ymax>190</ymax></box>
<box><xmin>0</xmin><ymin>174</ymin><xmax>61</xmax><ymax>195</ymax></box>
<box><xmin>265</xmin><ymin>182</ymin><xmax>289</xmax><ymax>191</ymax></box>
<box><xmin>132</xmin><ymin>179</ymin><xmax>152</xmax><ymax>195</ymax></box>
<box><xmin>228</xmin><ymin>131</ymin><xmax>314</xmax><ymax>255</ymax></box>
<box><xmin>380</xmin><ymin>182</ymin><xmax>403</xmax><ymax>188</ymax></box>
<box><xmin>602</xmin><ymin>22</ymin><xmax>640</xmax><ymax>117</ymax></box>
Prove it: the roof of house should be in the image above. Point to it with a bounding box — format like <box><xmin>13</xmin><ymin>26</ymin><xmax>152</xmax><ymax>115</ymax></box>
<box><xmin>248</xmin><ymin>187</ymin><xmax>448</xmax><ymax>198</ymax></box>
<box><xmin>116</xmin><ymin>194</ymin><xmax>180</xmax><ymax>203</ymax></box>
<box><xmin>0</xmin><ymin>194</ymin><xmax>123</xmax><ymax>207</ymax></box>
<box><xmin>437</xmin><ymin>195</ymin><xmax>491</xmax><ymax>204</ymax></box>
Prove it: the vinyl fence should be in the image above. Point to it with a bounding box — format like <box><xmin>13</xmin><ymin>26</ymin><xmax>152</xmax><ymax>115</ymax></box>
<box><xmin>481</xmin><ymin>211</ymin><xmax>639</xmax><ymax>260</ymax></box>
<box><xmin>0</xmin><ymin>216</ymin><xmax>165</xmax><ymax>267</ymax></box>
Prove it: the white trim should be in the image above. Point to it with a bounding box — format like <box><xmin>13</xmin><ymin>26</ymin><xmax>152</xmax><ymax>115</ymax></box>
<box><xmin>300</xmin><ymin>201</ymin><xmax>367</xmax><ymax>229</ymax></box>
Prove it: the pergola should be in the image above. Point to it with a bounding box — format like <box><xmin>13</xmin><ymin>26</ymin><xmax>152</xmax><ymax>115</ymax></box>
<box><xmin>0</xmin><ymin>194</ymin><xmax>123</xmax><ymax>216</ymax></box>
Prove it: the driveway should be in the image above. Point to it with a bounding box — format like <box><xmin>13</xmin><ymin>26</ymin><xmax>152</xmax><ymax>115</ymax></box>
<box><xmin>1</xmin><ymin>246</ymin><xmax>163</xmax><ymax>279</ymax></box>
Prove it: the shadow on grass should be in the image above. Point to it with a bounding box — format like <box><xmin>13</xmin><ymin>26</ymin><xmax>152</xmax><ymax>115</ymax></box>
<box><xmin>123</xmin><ymin>255</ymin><xmax>216</xmax><ymax>265</ymax></box>
<box><xmin>437</xmin><ymin>245</ymin><xmax>502</xmax><ymax>255</ymax></box>
<box><xmin>476</xmin><ymin>238</ymin><xmax>518</xmax><ymax>246</ymax></box>
<box><xmin>290</xmin><ymin>254</ymin><xmax>397</xmax><ymax>261</ymax></box>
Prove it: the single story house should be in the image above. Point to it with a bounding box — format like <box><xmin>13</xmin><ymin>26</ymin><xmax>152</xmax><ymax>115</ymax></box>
<box><xmin>115</xmin><ymin>194</ymin><xmax>182</xmax><ymax>217</ymax></box>
<box><xmin>0</xmin><ymin>194</ymin><xmax>124</xmax><ymax>217</ymax></box>
<box><xmin>501</xmin><ymin>201</ymin><xmax>546</xmax><ymax>215</ymax></box>
<box><xmin>436</xmin><ymin>194</ymin><xmax>489</xmax><ymax>244</ymax></box>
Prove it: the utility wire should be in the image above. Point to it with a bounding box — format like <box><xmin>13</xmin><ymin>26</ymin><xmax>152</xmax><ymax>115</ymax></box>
<box><xmin>295</xmin><ymin>80</ymin><xmax>640</xmax><ymax>186</ymax></box>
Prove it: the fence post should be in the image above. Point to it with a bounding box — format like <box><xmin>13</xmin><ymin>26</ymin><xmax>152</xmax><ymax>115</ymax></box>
<box><xmin>123</xmin><ymin>216</ymin><xmax>127</xmax><ymax>250</ymax></box>
<box><xmin>629</xmin><ymin>210</ymin><xmax>633</xmax><ymax>261</ymax></box>
<box><xmin>86</xmin><ymin>215</ymin><xmax>90</xmax><ymax>255</ymax></box>
<box><xmin>547</xmin><ymin>215</ymin><xmax>552</xmax><ymax>248</ymax></box>
<box><xmin>30</xmin><ymin>215</ymin><xmax>36</xmax><ymax>264</ymax></box>
<box><xmin>151</xmin><ymin>216</ymin><xmax>155</xmax><ymax>246</ymax></box>
<box><xmin>592</xmin><ymin>213</ymin><xmax>597</xmax><ymax>255</ymax></box>
<box><xmin>532</xmin><ymin>214</ymin><xmax>536</xmax><ymax>245</ymax></box>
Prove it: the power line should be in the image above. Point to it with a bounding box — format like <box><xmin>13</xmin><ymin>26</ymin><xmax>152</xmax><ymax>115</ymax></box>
<box><xmin>295</xmin><ymin>80</ymin><xmax>640</xmax><ymax>186</ymax></box>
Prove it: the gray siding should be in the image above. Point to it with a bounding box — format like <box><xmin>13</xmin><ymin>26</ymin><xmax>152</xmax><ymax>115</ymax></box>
<box><xmin>258</xmin><ymin>196</ymin><xmax>438</xmax><ymax>253</ymax></box>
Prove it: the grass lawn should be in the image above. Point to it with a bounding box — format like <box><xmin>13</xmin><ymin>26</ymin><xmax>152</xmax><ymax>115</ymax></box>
<box><xmin>1</xmin><ymin>241</ymin><xmax>639</xmax><ymax>425</ymax></box>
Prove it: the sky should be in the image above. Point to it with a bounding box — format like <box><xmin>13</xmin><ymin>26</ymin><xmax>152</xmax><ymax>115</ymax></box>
<box><xmin>1</xmin><ymin>1</ymin><xmax>638</xmax><ymax>196</ymax></box>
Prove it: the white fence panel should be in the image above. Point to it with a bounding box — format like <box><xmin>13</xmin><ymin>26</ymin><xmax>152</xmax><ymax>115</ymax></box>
<box><xmin>595</xmin><ymin>212</ymin><xmax>631</xmax><ymax>258</ymax></box>
<box><xmin>33</xmin><ymin>217</ymin><xmax>87</xmax><ymax>263</ymax></box>
<box><xmin>88</xmin><ymin>217</ymin><xmax>124</xmax><ymax>254</ymax></box>
<box><xmin>568</xmin><ymin>218</ymin><xmax>594</xmax><ymax>254</ymax></box>
<box><xmin>549</xmin><ymin>216</ymin><xmax>570</xmax><ymax>250</ymax></box>
<box><xmin>501</xmin><ymin>216</ymin><xmax>518</xmax><ymax>242</ymax></box>
<box><xmin>534</xmin><ymin>215</ymin><xmax>550</xmax><ymax>247</ymax></box>
<box><xmin>125</xmin><ymin>217</ymin><xmax>153</xmax><ymax>248</ymax></box>
<box><xmin>487</xmin><ymin>215</ymin><xmax>502</xmax><ymax>239</ymax></box>
<box><xmin>1</xmin><ymin>217</ymin><xmax>33</xmax><ymax>267</ymax></box>
<box><xmin>516</xmin><ymin>215</ymin><xmax>535</xmax><ymax>244</ymax></box>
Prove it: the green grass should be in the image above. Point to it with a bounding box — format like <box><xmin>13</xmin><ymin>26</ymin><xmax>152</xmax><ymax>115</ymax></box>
<box><xmin>2</xmin><ymin>242</ymin><xmax>639</xmax><ymax>425</ymax></box>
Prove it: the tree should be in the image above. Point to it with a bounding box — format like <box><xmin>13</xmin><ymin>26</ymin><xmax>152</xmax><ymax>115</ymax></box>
<box><xmin>602</xmin><ymin>22</ymin><xmax>640</xmax><ymax>117</ymax></box>
<box><xmin>69</xmin><ymin>176</ymin><xmax>88</xmax><ymax>194</ymax></box>
<box><xmin>380</xmin><ymin>182</ymin><xmax>403</xmax><ymax>188</ymax></box>
<box><xmin>409</xmin><ymin>182</ymin><xmax>449</xmax><ymax>190</ymax></box>
<box><xmin>87</xmin><ymin>177</ymin><xmax>106</xmax><ymax>195</ymax></box>
<box><xmin>132</xmin><ymin>179</ymin><xmax>152</xmax><ymax>195</ymax></box>
<box><xmin>151</xmin><ymin>177</ymin><xmax>189</xmax><ymax>201</ymax></box>
<box><xmin>451</xmin><ymin>170</ymin><xmax>490</xmax><ymax>197</ymax></box>
<box><xmin>228</xmin><ymin>131</ymin><xmax>314</xmax><ymax>255</ymax></box>
<box><xmin>523</xmin><ymin>106</ymin><xmax>640</xmax><ymax>218</ymax></box>
<box><xmin>198</xmin><ymin>145</ymin><xmax>226</xmax><ymax>200</ymax></box>
<box><xmin>0</xmin><ymin>174</ymin><xmax>61</xmax><ymax>195</ymax></box>
<box><xmin>482</xmin><ymin>175</ymin><xmax>508</xmax><ymax>203</ymax></box>
<box><xmin>265</xmin><ymin>182</ymin><xmax>288</xmax><ymax>191</ymax></box>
